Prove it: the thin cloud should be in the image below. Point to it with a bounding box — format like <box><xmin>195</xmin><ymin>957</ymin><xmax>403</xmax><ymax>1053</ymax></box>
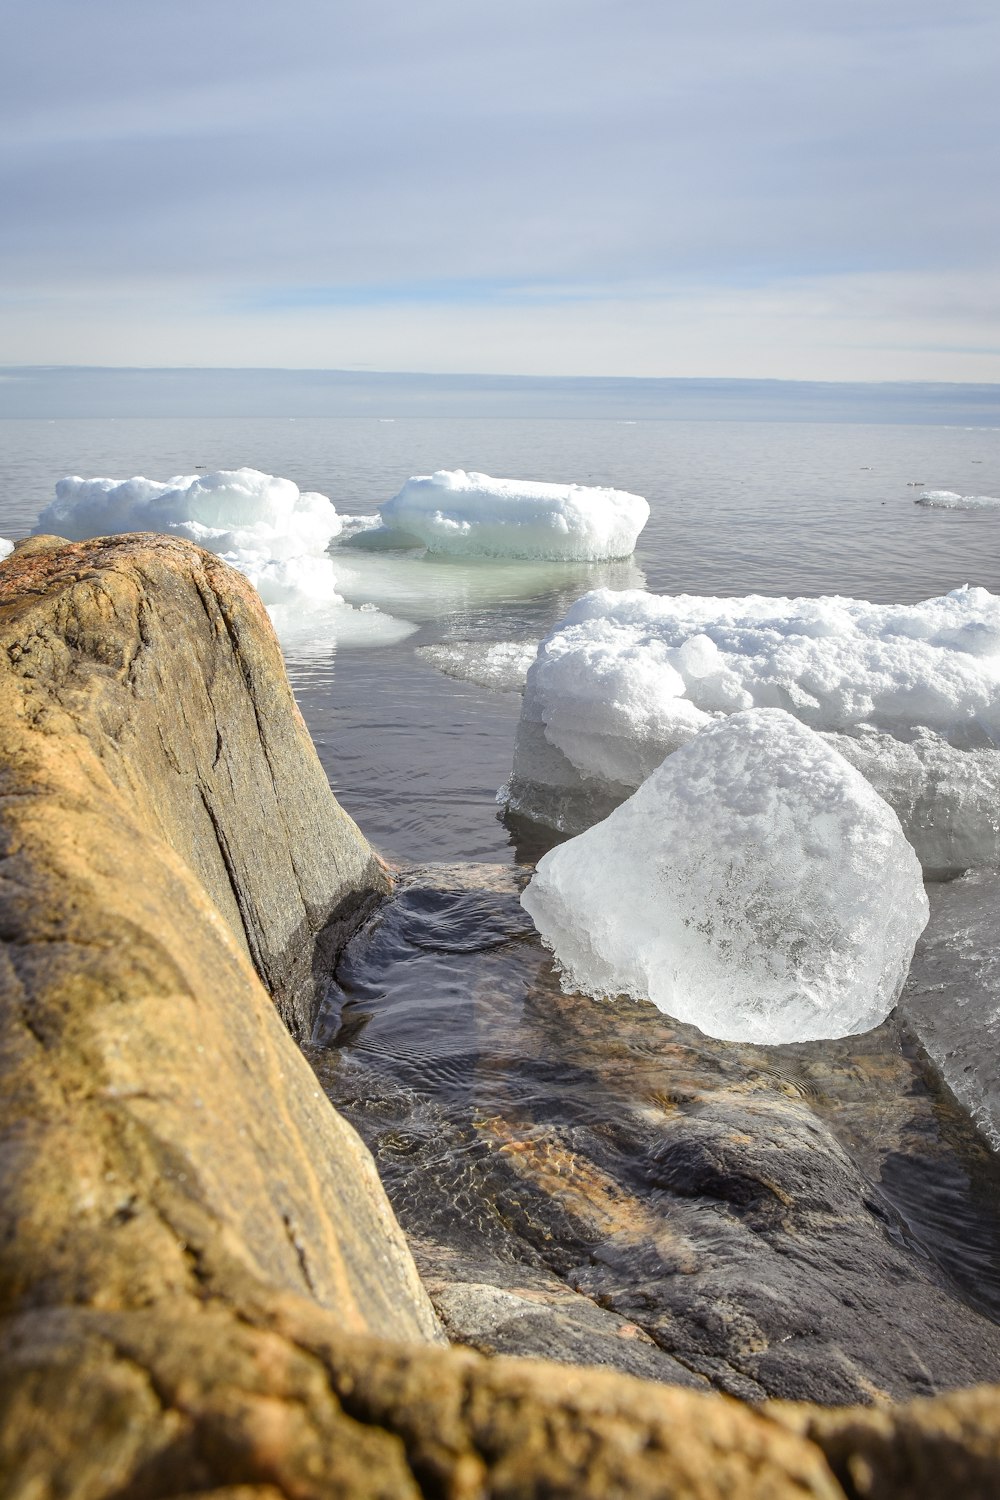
<box><xmin>2</xmin><ymin>0</ymin><xmax>998</xmax><ymax>376</ymax></box>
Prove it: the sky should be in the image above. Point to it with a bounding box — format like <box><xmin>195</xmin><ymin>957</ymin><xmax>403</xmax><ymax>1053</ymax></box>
<box><xmin>2</xmin><ymin>0</ymin><xmax>999</xmax><ymax>382</ymax></box>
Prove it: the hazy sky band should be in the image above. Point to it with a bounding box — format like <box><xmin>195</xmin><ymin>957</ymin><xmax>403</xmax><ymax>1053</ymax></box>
<box><xmin>3</xmin><ymin>0</ymin><xmax>998</xmax><ymax>379</ymax></box>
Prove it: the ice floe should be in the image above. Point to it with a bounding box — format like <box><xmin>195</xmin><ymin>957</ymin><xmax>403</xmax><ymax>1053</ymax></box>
<box><xmin>0</xmin><ymin>538</ymin><xmax>13</xmax><ymax>562</ymax></box>
<box><xmin>34</xmin><ymin>468</ymin><xmax>415</xmax><ymax>648</ymax></box>
<box><xmin>503</xmin><ymin>586</ymin><xmax>1000</xmax><ymax>871</ymax></box>
<box><xmin>521</xmin><ymin>710</ymin><xmax>929</xmax><ymax>1044</ymax></box>
<box><xmin>915</xmin><ymin>491</ymin><xmax>1000</xmax><ymax>511</ymax></box>
<box><xmin>416</xmin><ymin>640</ymin><xmax>539</xmax><ymax>692</ymax></box>
<box><xmin>370</xmin><ymin>469</ymin><xmax>649</xmax><ymax>560</ymax></box>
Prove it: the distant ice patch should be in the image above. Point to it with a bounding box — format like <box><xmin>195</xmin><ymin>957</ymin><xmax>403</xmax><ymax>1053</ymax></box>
<box><xmin>503</xmin><ymin>586</ymin><xmax>1000</xmax><ymax>873</ymax></box>
<box><xmin>916</xmin><ymin>490</ymin><xmax>1000</xmax><ymax>511</ymax></box>
<box><xmin>0</xmin><ymin>538</ymin><xmax>13</xmax><ymax>562</ymax></box>
<box><xmin>521</xmin><ymin>710</ymin><xmax>929</xmax><ymax>1045</ymax></box>
<box><xmin>416</xmin><ymin>640</ymin><xmax>539</xmax><ymax>692</ymax></box>
<box><xmin>371</xmin><ymin>469</ymin><xmax>649</xmax><ymax>560</ymax></box>
<box><xmin>34</xmin><ymin>468</ymin><xmax>415</xmax><ymax>648</ymax></box>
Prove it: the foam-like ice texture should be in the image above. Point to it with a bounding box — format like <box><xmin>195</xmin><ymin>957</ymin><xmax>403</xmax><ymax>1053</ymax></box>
<box><xmin>0</xmin><ymin>538</ymin><xmax>13</xmax><ymax>562</ymax></box>
<box><xmin>375</xmin><ymin>470</ymin><xmax>649</xmax><ymax>559</ymax></box>
<box><xmin>521</xmin><ymin>711</ymin><xmax>929</xmax><ymax>1044</ymax></box>
<box><xmin>417</xmin><ymin>640</ymin><xmax>539</xmax><ymax>692</ymax></box>
<box><xmin>34</xmin><ymin>468</ymin><xmax>415</xmax><ymax>648</ymax></box>
<box><xmin>916</xmin><ymin>491</ymin><xmax>1000</xmax><ymax>511</ymax></box>
<box><xmin>504</xmin><ymin>586</ymin><xmax>1000</xmax><ymax>868</ymax></box>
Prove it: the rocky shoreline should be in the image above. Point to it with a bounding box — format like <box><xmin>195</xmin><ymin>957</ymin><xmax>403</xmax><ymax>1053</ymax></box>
<box><xmin>2</xmin><ymin>534</ymin><xmax>1000</xmax><ymax>1497</ymax></box>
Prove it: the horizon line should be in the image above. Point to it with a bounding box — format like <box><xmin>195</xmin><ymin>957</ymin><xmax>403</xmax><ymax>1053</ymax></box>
<box><xmin>2</xmin><ymin>365</ymin><xmax>999</xmax><ymax>391</ymax></box>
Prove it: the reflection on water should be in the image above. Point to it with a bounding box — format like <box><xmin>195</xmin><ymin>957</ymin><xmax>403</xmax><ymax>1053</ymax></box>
<box><xmin>332</xmin><ymin>541</ymin><xmax>646</xmax><ymax>622</ymax></box>
<box><xmin>310</xmin><ymin>864</ymin><xmax>1000</xmax><ymax>1403</ymax></box>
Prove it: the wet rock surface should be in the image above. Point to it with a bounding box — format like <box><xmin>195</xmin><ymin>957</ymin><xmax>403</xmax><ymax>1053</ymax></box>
<box><xmin>313</xmin><ymin>861</ymin><xmax>1000</xmax><ymax>1404</ymax></box>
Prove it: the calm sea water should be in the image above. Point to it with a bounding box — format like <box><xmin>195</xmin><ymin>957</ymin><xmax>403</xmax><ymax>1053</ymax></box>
<box><xmin>2</xmin><ymin>414</ymin><xmax>997</xmax><ymax>862</ymax></box>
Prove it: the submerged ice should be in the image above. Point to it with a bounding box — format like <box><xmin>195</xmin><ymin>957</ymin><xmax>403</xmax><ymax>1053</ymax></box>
<box><xmin>372</xmin><ymin>469</ymin><xmax>649</xmax><ymax>560</ymax></box>
<box><xmin>416</xmin><ymin>640</ymin><xmax>539</xmax><ymax>692</ymax></box>
<box><xmin>504</xmin><ymin>586</ymin><xmax>1000</xmax><ymax>871</ymax></box>
<box><xmin>35</xmin><ymin>468</ymin><xmax>415</xmax><ymax>647</ymax></box>
<box><xmin>521</xmin><ymin>711</ymin><xmax>929</xmax><ymax>1045</ymax></box>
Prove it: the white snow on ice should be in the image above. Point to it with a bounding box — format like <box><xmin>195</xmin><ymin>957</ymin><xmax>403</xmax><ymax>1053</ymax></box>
<box><xmin>504</xmin><ymin>585</ymin><xmax>1000</xmax><ymax>871</ymax></box>
<box><xmin>0</xmin><ymin>538</ymin><xmax>13</xmax><ymax>562</ymax></box>
<box><xmin>916</xmin><ymin>490</ymin><xmax>1000</xmax><ymax>511</ymax></box>
<box><xmin>34</xmin><ymin>469</ymin><xmax>416</xmax><ymax>648</ymax></box>
<box><xmin>372</xmin><ymin>469</ymin><xmax>649</xmax><ymax>560</ymax></box>
<box><xmin>521</xmin><ymin>710</ymin><xmax>929</xmax><ymax>1045</ymax></box>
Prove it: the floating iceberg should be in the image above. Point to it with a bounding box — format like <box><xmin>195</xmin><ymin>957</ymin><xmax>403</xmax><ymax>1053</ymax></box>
<box><xmin>0</xmin><ymin>538</ymin><xmax>13</xmax><ymax>562</ymax></box>
<box><xmin>34</xmin><ymin>468</ymin><xmax>415</xmax><ymax>648</ymax></box>
<box><xmin>521</xmin><ymin>710</ymin><xmax>929</xmax><ymax>1045</ymax></box>
<box><xmin>503</xmin><ymin>586</ymin><xmax>1000</xmax><ymax>872</ymax></box>
<box><xmin>372</xmin><ymin>470</ymin><xmax>649</xmax><ymax>560</ymax></box>
<box><xmin>916</xmin><ymin>491</ymin><xmax>1000</xmax><ymax>511</ymax></box>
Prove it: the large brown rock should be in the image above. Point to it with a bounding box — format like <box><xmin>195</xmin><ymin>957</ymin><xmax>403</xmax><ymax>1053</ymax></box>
<box><xmin>2</xmin><ymin>532</ymin><xmax>388</xmax><ymax>1038</ymax></box>
<box><xmin>0</xmin><ymin>532</ymin><xmax>437</xmax><ymax>1343</ymax></box>
<box><xmin>0</xmin><ymin>533</ymin><xmax>998</xmax><ymax>1498</ymax></box>
<box><xmin>772</xmin><ymin>1386</ymin><xmax>1000</xmax><ymax>1500</ymax></box>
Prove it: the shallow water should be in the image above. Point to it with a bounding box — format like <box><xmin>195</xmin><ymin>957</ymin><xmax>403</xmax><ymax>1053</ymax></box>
<box><xmin>309</xmin><ymin>863</ymin><xmax>1000</xmax><ymax>1397</ymax></box>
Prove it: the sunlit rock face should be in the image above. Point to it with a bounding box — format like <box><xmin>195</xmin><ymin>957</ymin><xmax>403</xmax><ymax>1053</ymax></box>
<box><xmin>503</xmin><ymin>585</ymin><xmax>1000</xmax><ymax>874</ymax></box>
<box><xmin>521</xmin><ymin>710</ymin><xmax>929</xmax><ymax>1045</ymax></box>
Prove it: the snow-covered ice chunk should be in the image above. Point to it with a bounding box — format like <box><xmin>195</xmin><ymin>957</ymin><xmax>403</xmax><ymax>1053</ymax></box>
<box><xmin>521</xmin><ymin>710</ymin><xmax>929</xmax><ymax>1045</ymax></box>
<box><xmin>417</xmin><ymin>640</ymin><xmax>539</xmax><ymax>692</ymax></box>
<box><xmin>503</xmin><ymin>586</ymin><xmax>1000</xmax><ymax>865</ymax></box>
<box><xmin>0</xmin><ymin>538</ymin><xmax>13</xmax><ymax>562</ymax></box>
<box><xmin>34</xmin><ymin>468</ymin><xmax>415</xmax><ymax>648</ymax></box>
<box><xmin>38</xmin><ymin>467</ymin><xmax>342</xmax><ymax>557</ymax></box>
<box><xmin>374</xmin><ymin>469</ymin><xmax>649</xmax><ymax>560</ymax></box>
<box><xmin>916</xmin><ymin>490</ymin><xmax>1000</xmax><ymax>511</ymax></box>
